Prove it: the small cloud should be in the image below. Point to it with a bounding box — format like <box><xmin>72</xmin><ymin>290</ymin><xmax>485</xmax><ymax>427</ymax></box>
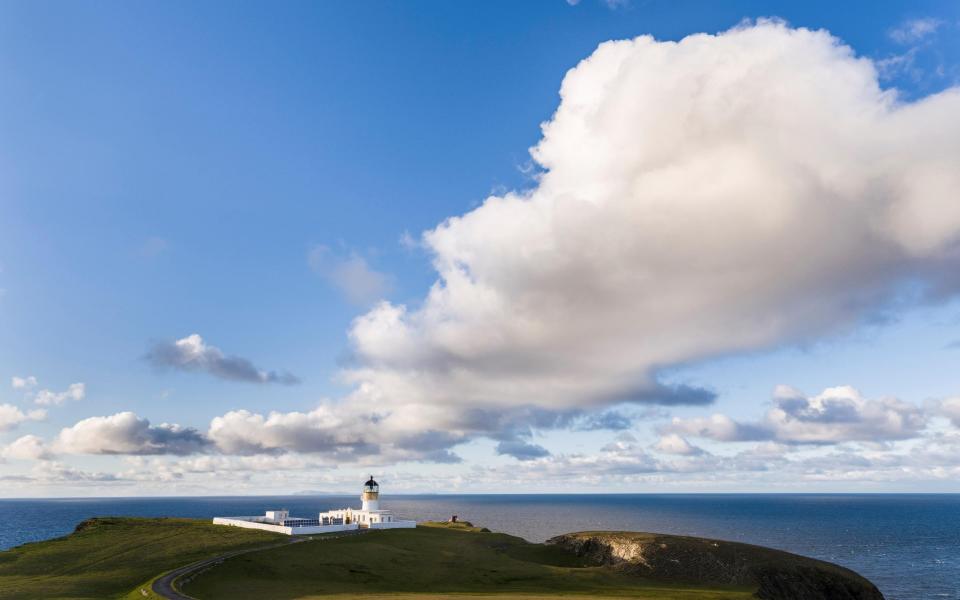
<box><xmin>2</xmin><ymin>435</ymin><xmax>53</xmax><ymax>460</ymax></box>
<box><xmin>308</xmin><ymin>245</ymin><xmax>392</xmax><ymax>306</ymax></box>
<box><xmin>138</xmin><ymin>236</ymin><xmax>169</xmax><ymax>258</ymax></box>
<box><xmin>34</xmin><ymin>383</ymin><xmax>85</xmax><ymax>406</ymax></box>
<box><xmin>652</xmin><ymin>433</ymin><xmax>704</xmax><ymax>456</ymax></box>
<box><xmin>55</xmin><ymin>411</ymin><xmax>210</xmax><ymax>455</ymax></box>
<box><xmin>495</xmin><ymin>439</ymin><xmax>551</xmax><ymax>461</ymax></box>
<box><xmin>146</xmin><ymin>334</ymin><xmax>300</xmax><ymax>385</ymax></box>
<box><xmin>399</xmin><ymin>231</ymin><xmax>420</xmax><ymax>252</ymax></box>
<box><xmin>11</xmin><ymin>377</ymin><xmax>85</xmax><ymax>407</ymax></box>
<box><xmin>11</xmin><ymin>376</ymin><xmax>37</xmax><ymax>390</ymax></box>
<box><xmin>0</xmin><ymin>404</ymin><xmax>47</xmax><ymax>432</ymax></box>
<box><xmin>889</xmin><ymin>17</ymin><xmax>944</xmax><ymax>44</ymax></box>
<box><xmin>932</xmin><ymin>397</ymin><xmax>960</xmax><ymax>427</ymax></box>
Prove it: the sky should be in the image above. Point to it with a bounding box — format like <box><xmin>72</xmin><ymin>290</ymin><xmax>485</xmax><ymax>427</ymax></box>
<box><xmin>1</xmin><ymin>0</ymin><xmax>960</xmax><ymax>496</ymax></box>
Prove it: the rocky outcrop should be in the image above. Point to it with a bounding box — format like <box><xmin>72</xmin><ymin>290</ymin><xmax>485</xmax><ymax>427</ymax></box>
<box><xmin>546</xmin><ymin>531</ymin><xmax>884</xmax><ymax>600</ymax></box>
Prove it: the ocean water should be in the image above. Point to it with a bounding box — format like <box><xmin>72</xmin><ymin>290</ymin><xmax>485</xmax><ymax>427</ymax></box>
<box><xmin>0</xmin><ymin>494</ymin><xmax>956</xmax><ymax>600</ymax></box>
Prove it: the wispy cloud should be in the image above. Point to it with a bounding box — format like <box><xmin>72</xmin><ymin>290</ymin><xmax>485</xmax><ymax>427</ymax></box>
<box><xmin>308</xmin><ymin>245</ymin><xmax>392</xmax><ymax>305</ymax></box>
<box><xmin>11</xmin><ymin>376</ymin><xmax>37</xmax><ymax>390</ymax></box>
<box><xmin>889</xmin><ymin>17</ymin><xmax>944</xmax><ymax>44</ymax></box>
<box><xmin>138</xmin><ymin>236</ymin><xmax>169</xmax><ymax>258</ymax></box>
<box><xmin>565</xmin><ymin>0</ymin><xmax>630</xmax><ymax>8</ymax></box>
<box><xmin>879</xmin><ymin>17</ymin><xmax>951</xmax><ymax>83</ymax></box>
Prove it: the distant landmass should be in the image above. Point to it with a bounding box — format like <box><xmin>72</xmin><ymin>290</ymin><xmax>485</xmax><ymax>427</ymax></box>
<box><xmin>290</xmin><ymin>489</ymin><xmax>352</xmax><ymax>496</ymax></box>
<box><xmin>0</xmin><ymin>517</ymin><xmax>883</xmax><ymax>600</ymax></box>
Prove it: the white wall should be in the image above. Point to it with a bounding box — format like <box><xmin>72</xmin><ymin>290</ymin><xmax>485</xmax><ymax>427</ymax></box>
<box><xmin>369</xmin><ymin>520</ymin><xmax>416</xmax><ymax>529</ymax></box>
<box><xmin>213</xmin><ymin>517</ymin><xmax>359</xmax><ymax>535</ymax></box>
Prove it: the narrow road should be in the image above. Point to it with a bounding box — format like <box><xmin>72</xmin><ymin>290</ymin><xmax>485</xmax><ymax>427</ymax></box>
<box><xmin>150</xmin><ymin>529</ymin><xmax>369</xmax><ymax>599</ymax></box>
<box><xmin>150</xmin><ymin>538</ymin><xmax>304</xmax><ymax>599</ymax></box>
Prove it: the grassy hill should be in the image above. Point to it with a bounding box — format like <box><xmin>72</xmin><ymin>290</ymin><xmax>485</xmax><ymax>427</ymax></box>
<box><xmin>182</xmin><ymin>521</ymin><xmax>755</xmax><ymax>599</ymax></box>
<box><xmin>0</xmin><ymin>517</ymin><xmax>282</xmax><ymax>600</ymax></box>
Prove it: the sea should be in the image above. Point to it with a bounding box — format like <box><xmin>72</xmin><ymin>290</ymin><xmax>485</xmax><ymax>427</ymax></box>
<box><xmin>0</xmin><ymin>494</ymin><xmax>956</xmax><ymax>600</ymax></box>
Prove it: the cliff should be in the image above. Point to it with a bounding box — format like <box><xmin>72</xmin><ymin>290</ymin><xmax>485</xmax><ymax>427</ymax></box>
<box><xmin>547</xmin><ymin>531</ymin><xmax>884</xmax><ymax>600</ymax></box>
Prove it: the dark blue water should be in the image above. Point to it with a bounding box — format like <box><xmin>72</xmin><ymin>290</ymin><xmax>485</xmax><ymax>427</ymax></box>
<box><xmin>0</xmin><ymin>494</ymin><xmax>956</xmax><ymax>600</ymax></box>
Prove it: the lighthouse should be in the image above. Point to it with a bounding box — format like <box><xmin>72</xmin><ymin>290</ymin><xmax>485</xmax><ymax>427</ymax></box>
<box><xmin>361</xmin><ymin>475</ymin><xmax>380</xmax><ymax>511</ymax></box>
<box><xmin>313</xmin><ymin>475</ymin><xmax>414</xmax><ymax>529</ymax></box>
<box><xmin>214</xmin><ymin>475</ymin><xmax>415</xmax><ymax>534</ymax></box>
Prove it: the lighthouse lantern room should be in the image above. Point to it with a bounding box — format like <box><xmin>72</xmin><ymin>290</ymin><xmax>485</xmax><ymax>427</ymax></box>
<box><xmin>362</xmin><ymin>475</ymin><xmax>380</xmax><ymax>511</ymax></box>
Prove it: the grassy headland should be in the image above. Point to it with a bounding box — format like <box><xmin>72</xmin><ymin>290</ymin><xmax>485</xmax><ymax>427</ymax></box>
<box><xmin>0</xmin><ymin>517</ymin><xmax>282</xmax><ymax>600</ymax></box>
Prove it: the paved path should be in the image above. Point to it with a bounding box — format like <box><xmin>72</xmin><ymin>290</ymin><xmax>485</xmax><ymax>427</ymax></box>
<box><xmin>150</xmin><ymin>530</ymin><xmax>369</xmax><ymax>599</ymax></box>
<box><xmin>150</xmin><ymin>539</ymin><xmax>299</xmax><ymax>599</ymax></box>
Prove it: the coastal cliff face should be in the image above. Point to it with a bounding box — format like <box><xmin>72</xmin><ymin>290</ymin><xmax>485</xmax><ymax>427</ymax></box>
<box><xmin>546</xmin><ymin>532</ymin><xmax>885</xmax><ymax>600</ymax></box>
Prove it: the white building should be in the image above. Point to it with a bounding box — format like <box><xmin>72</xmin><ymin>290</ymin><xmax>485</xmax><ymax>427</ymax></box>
<box><xmin>212</xmin><ymin>476</ymin><xmax>416</xmax><ymax>536</ymax></box>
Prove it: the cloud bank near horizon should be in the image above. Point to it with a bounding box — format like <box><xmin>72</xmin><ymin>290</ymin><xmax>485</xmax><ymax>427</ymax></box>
<box><xmin>667</xmin><ymin>385</ymin><xmax>928</xmax><ymax>445</ymax></box>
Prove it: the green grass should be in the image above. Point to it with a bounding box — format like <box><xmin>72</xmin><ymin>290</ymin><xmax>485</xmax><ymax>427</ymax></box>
<box><xmin>183</xmin><ymin>521</ymin><xmax>755</xmax><ymax>600</ymax></box>
<box><xmin>0</xmin><ymin>517</ymin><xmax>283</xmax><ymax>600</ymax></box>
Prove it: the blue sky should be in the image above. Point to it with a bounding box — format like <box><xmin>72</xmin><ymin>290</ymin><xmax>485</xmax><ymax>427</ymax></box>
<box><xmin>2</xmin><ymin>0</ymin><xmax>960</xmax><ymax>495</ymax></box>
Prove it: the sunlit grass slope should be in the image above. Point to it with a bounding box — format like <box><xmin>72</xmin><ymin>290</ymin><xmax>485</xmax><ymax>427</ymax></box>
<box><xmin>0</xmin><ymin>517</ymin><xmax>281</xmax><ymax>600</ymax></box>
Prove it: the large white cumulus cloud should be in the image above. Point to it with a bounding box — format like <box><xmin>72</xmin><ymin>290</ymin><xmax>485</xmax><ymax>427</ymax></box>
<box><xmin>179</xmin><ymin>21</ymin><xmax>960</xmax><ymax>463</ymax></box>
<box><xmin>345</xmin><ymin>21</ymin><xmax>960</xmax><ymax>419</ymax></box>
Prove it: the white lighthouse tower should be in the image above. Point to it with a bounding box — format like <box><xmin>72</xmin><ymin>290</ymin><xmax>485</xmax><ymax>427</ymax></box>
<box><xmin>315</xmin><ymin>475</ymin><xmax>414</xmax><ymax>528</ymax></box>
<box><xmin>361</xmin><ymin>475</ymin><xmax>380</xmax><ymax>511</ymax></box>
